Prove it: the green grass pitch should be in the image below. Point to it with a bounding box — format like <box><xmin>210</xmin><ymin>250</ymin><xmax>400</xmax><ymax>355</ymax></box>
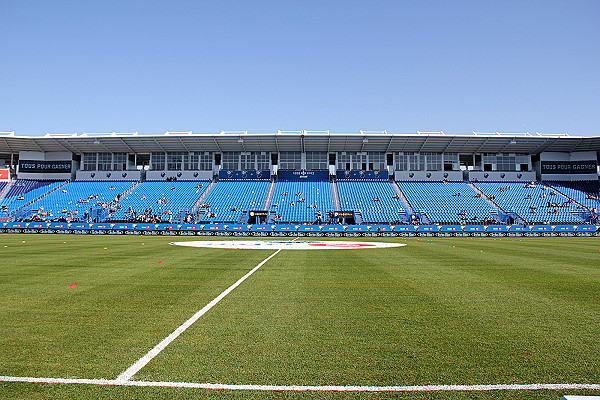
<box><xmin>0</xmin><ymin>234</ymin><xmax>598</xmax><ymax>400</ymax></box>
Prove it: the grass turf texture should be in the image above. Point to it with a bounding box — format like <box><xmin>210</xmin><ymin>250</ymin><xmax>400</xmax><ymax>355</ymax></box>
<box><xmin>0</xmin><ymin>234</ymin><xmax>598</xmax><ymax>400</ymax></box>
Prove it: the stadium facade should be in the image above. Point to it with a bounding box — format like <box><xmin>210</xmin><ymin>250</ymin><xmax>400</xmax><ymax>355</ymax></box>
<box><xmin>0</xmin><ymin>131</ymin><xmax>598</xmax><ymax>236</ymax></box>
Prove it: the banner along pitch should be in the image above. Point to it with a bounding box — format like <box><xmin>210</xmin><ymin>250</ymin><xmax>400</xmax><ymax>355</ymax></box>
<box><xmin>169</xmin><ymin>240</ymin><xmax>407</xmax><ymax>250</ymax></box>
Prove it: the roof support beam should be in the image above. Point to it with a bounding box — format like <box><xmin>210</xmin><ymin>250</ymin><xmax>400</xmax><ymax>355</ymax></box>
<box><xmin>473</xmin><ymin>138</ymin><xmax>491</xmax><ymax>154</ymax></box>
<box><xmin>211</xmin><ymin>137</ymin><xmax>222</xmax><ymax>152</ymax></box>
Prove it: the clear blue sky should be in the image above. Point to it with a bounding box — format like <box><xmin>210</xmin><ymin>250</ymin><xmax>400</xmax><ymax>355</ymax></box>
<box><xmin>1</xmin><ymin>0</ymin><xmax>599</xmax><ymax>136</ymax></box>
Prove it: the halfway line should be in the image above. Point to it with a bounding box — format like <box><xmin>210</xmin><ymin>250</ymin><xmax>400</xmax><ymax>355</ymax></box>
<box><xmin>115</xmin><ymin>247</ymin><xmax>283</xmax><ymax>382</ymax></box>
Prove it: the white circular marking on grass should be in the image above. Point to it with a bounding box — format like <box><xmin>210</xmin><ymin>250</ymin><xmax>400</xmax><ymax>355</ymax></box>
<box><xmin>169</xmin><ymin>240</ymin><xmax>406</xmax><ymax>250</ymax></box>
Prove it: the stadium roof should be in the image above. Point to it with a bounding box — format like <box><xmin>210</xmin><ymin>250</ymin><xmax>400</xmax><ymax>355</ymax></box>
<box><xmin>0</xmin><ymin>131</ymin><xmax>599</xmax><ymax>155</ymax></box>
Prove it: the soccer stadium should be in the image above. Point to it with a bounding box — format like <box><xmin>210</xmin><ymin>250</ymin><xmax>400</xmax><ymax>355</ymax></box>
<box><xmin>0</xmin><ymin>131</ymin><xmax>599</xmax><ymax>236</ymax></box>
<box><xmin>0</xmin><ymin>131</ymin><xmax>599</xmax><ymax>400</ymax></box>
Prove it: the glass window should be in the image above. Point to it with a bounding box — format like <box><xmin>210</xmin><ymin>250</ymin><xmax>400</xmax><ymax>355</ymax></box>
<box><xmin>184</xmin><ymin>153</ymin><xmax>198</xmax><ymax>171</ymax></box>
<box><xmin>443</xmin><ymin>153</ymin><xmax>459</xmax><ymax>163</ymax></box>
<box><xmin>198</xmin><ymin>152</ymin><xmax>213</xmax><ymax>171</ymax></box>
<box><xmin>98</xmin><ymin>153</ymin><xmax>112</xmax><ymax>171</ymax></box>
<box><xmin>306</xmin><ymin>152</ymin><xmax>328</xmax><ymax>170</ymax></box>
<box><xmin>112</xmin><ymin>153</ymin><xmax>127</xmax><ymax>171</ymax></box>
<box><xmin>409</xmin><ymin>153</ymin><xmax>423</xmax><ymax>171</ymax></box>
<box><xmin>167</xmin><ymin>152</ymin><xmax>185</xmax><ymax>171</ymax></box>
<box><xmin>395</xmin><ymin>152</ymin><xmax>408</xmax><ymax>171</ymax></box>
<box><xmin>240</xmin><ymin>153</ymin><xmax>256</xmax><ymax>170</ymax></box>
<box><xmin>367</xmin><ymin>152</ymin><xmax>386</xmax><ymax>170</ymax></box>
<box><xmin>83</xmin><ymin>153</ymin><xmax>97</xmax><ymax>171</ymax></box>
<box><xmin>256</xmin><ymin>152</ymin><xmax>270</xmax><ymax>170</ymax></box>
<box><xmin>423</xmin><ymin>152</ymin><xmax>442</xmax><ymax>171</ymax></box>
<box><xmin>222</xmin><ymin>152</ymin><xmax>240</xmax><ymax>171</ymax></box>
<box><xmin>151</xmin><ymin>152</ymin><xmax>165</xmax><ymax>170</ymax></box>
<box><xmin>279</xmin><ymin>152</ymin><xmax>301</xmax><ymax>170</ymax></box>
<box><xmin>337</xmin><ymin>152</ymin><xmax>352</xmax><ymax>170</ymax></box>
<box><xmin>497</xmin><ymin>154</ymin><xmax>516</xmax><ymax>171</ymax></box>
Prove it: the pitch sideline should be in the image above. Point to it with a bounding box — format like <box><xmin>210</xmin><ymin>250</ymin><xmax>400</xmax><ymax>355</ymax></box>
<box><xmin>1</xmin><ymin>375</ymin><xmax>599</xmax><ymax>392</ymax></box>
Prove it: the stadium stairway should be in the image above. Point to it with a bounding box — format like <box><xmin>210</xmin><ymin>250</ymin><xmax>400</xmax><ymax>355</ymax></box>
<box><xmin>261</xmin><ymin>180</ymin><xmax>277</xmax><ymax>210</ymax></box>
<box><xmin>467</xmin><ymin>182</ymin><xmax>524</xmax><ymax>224</ymax></box>
<box><xmin>117</xmin><ymin>181</ymin><xmax>140</xmax><ymax>201</ymax></box>
<box><xmin>190</xmin><ymin>181</ymin><xmax>215</xmax><ymax>213</ymax></box>
<box><xmin>390</xmin><ymin>180</ymin><xmax>415</xmax><ymax>216</ymax></box>
<box><xmin>330</xmin><ymin>180</ymin><xmax>341</xmax><ymax>211</ymax></box>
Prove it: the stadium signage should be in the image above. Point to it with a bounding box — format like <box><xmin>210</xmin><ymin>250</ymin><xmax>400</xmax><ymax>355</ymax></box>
<box><xmin>540</xmin><ymin>160</ymin><xmax>597</xmax><ymax>174</ymax></box>
<box><xmin>249</xmin><ymin>210</ymin><xmax>269</xmax><ymax>216</ymax></box>
<box><xmin>333</xmin><ymin>211</ymin><xmax>355</xmax><ymax>217</ymax></box>
<box><xmin>277</xmin><ymin>170</ymin><xmax>330</xmax><ymax>181</ymax></box>
<box><xmin>19</xmin><ymin>160</ymin><xmax>72</xmax><ymax>173</ymax></box>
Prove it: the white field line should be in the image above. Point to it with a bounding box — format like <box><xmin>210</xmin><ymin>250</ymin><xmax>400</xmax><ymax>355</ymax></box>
<box><xmin>115</xmin><ymin>247</ymin><xmax>284</xmax><ymax>382</ymax></box>
<box><xmin>1</xmin><ymin>376</ymin><xmax>599</xmax><ymax>392</ymax></box>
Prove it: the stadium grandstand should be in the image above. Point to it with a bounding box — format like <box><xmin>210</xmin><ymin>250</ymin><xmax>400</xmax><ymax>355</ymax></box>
<box><xmin>0</xmin><ymin>130</ymin><xmax>598</xmax><ymax>235</ymax></box>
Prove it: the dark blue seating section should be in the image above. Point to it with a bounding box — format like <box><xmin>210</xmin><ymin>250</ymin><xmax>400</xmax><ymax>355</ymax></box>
<box><xmin>548</xmin><ymin>181</ymin><xmax>600</xmax><ymax>211</ymax></box>
<box><xmin>0</xmin><ymin>180</ymin><xmax>65</xmax><ymax>216</ymax></box>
